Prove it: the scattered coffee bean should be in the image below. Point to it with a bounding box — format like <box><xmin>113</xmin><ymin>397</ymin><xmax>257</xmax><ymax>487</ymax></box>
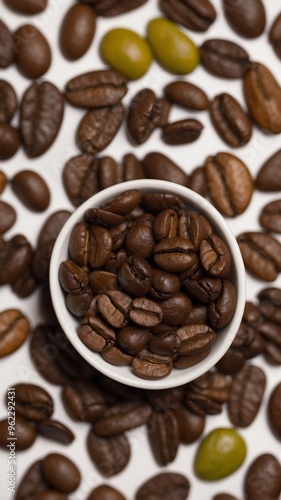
<box><xmin>210</xmin><ymin>93</ymin><xmax>252</xmax><ymax>147</ymax></box>
<box><xmin>0</xmin><ymin>19</ymin><xmax>16</xmax><ymax>68</ymax></box>
<box><xmin>87</xmin><ymin>429</ymin><xmax>131</xmax><ymax>477</ymax></box>
<box><xmin>0</xmin><ymin>79</ymin><xmax>17</xmax><ymax>122</ymax></box>
<box><xmin>5</xmin><ymin>0</ymin><xmax>48</xmax><ymax>14</ymax></box>
<box><xmin>87</xmin><ymin>484</ymin><xmax>125</xmax><ymax>500</ymax></box>
<box><xmin>159</xmin><ymin>0</ymin><xmax>216</xmax><ymax>32</ymax></box>
<box><xmin>237</xmin><ymin>231</ymin><xmax>281</xmax><ymax>281</ymax></box>
<box><xmin>0</xmin><ymin>200</ymin><xmax>16</xmax><ymax>234</ymax></box>
<box><xmin>14</xmin><ymin>24</ymin><xmax>51</xmax><ymax>79</ymax></box>
<box><xmin>0</xmin><ymin>414</ymin><xmax>37</xmax><ymax>450</ymax></box>
<box><xmin>164</xmin><ymin>79</ymin><xmax>209</xmax><ymax>110</ymax></box>
<box><xmin>41</xmin><ymin>453</ymin><xmax>81</xmax><ymax>493</ymax></box>
<box><xmin>268</xmin><ymin>382</ymin><xmax>281</xmax><ymax>440</ymax></box>
<box><xmin>12</xmin><ymin>170</ymin><xmax>50</xmax><ymax>212</ymax></box>
<box><xmin>162</xmin><ymin>118</ymin><xmax>203</xmax><ymax>145</ymax></box>
<box><xmin>14</xmin><ymin>382</ymin><xmax>54</xmax><ymax>421</ymax></box>
<box><xmin>36</xmin><ymin>419</ymin><xmax>75</xmax><ymax>445</ymax></box>
<box><xmin>92</xmin><ymin>0</ymin><xmax>148</xmax><ymax>17</ymax></box>
<box><xmin>0</xmin><ymin>121</ymin><xmax>20</xmax><ymax>160</ymax></box>
<box><xmin>244</xmin><ymin>453</ymin><xmax>281</xmax><ymax>500</ymax></box>
<box><xmin>200</xmin><ymin>38</ymin><xmax>250</xmax><ymax>78</ymax></box>
<box><xmin>269</xmin><ymin>11</ymin><xmax>281</xmax><ymax>60</ymax></box>
<box><xmin>136</xmin><ymin>472</ymin><xmax>190</xmax><ymax>500</ymax></box>
<box><xmin>0</xmin><ymin>308</ymin><xmax>30</xmax><ymax>357</ymax></box>
<box><xmin>222</xmin><ymin>0</ymin><xmax>266</xmax><ymax>38</ymax></box>
<box><xmin>60</xmin><ymin>4</ymin><xmax>96</xmax><ymax>60</ymax></box>
<box><xmin>255</xmin><ymin>148</ymin><xmax>281</xmax><ymax>191</ymax></box>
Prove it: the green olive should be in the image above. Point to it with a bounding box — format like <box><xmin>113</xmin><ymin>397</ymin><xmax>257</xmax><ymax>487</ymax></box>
<box><xmin>99</xmin><ymin>28</ymin><xmax>153</xmax><ymax>80</ymax></box>
<box><xmin>147</xmin><ymin>18</ymin><xmax>199</xmax><ymax>74</ymax></box>
<box><xmin>194</xmin><ymin>427</ymin><xmax>247</xmax><ymax>481</ymax></box>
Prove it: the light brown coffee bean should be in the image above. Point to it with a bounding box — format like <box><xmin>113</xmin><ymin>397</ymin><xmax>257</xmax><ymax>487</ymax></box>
<box><xmin>160</xmin><ymin>0</ymin><xmax>216</xmax><ymax>32</ymax></box>
<box><xmin>14</xmin><ymin>24</ymin><xmax>51</xmax><ymax>79</ymax></box>
<box><xmin>164</xmin><ymin>80</ymin><xmax>209</xmax><ymax>110</ymax></box>
<box><xmin>210</xmin><ymin>93</ymin><xmax>252</xmax><ymax>147</ymax></box>
<box><xmin>41</xmin><ymin>453</ymin><xmax>81</xmax><ymax>493</ymax></box>
<box><xmin>162</xmin><ymin>118</ymin><xmax>203</xmax><ymax>145</ymax></box>
<box><xmin>0</xmin><ymin>200</ymin><xmax>16</xmax><ymax>234</ymax></box>
<box><xmin>60</xmin><ymin>4</ymin><xmax>96</xmax><ymax>60</ymax></box>
<box><xmin>0</xmin><ymin>309</ymin><xmax>30</xmax><ymax>357</ymax></box>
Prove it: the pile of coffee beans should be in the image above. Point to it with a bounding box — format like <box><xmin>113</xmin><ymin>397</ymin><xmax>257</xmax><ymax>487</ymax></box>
<box><xmin>1</xmin><ymin>0</ymin><xmax>281</xmax><ymax>498</ymax></box>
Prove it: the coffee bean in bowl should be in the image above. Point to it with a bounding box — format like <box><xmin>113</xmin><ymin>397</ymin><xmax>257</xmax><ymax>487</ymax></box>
<box><xmin>49</xmin><ymin>180</ymin><xmax>245</xmax><ymax>390</ymax></box>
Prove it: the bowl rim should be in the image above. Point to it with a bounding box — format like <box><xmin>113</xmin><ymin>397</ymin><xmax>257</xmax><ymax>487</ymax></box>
<box><xmin>49</xmin><ymin>179</ymin><xmax>246</xmax><ymax>390</ymax></box>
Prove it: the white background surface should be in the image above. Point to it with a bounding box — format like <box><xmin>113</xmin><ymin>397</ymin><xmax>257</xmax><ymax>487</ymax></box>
<box><xmin>0</xmin><ymin>0</ymin><xmax>281</xmax><ymax>498</ymax></box>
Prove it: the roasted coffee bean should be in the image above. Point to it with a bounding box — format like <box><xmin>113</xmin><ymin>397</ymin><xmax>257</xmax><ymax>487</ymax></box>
<box><xmin>14</xmin><ymin>383</ymin><xmax>54</xmax><ymax>421</ymax></box>
<box><xmin>5</xmin><ymin>0</ymin><xmax>48</xmax><ymax>14</ymax></box>
<box><xmin>65</xmin><ymin>69</ymin><xmax>127</xmax><ymax>108</ymax></box>
<box><xmin>200</xmin><ymin>234</ymin><xmax>231</xmax><ymax>278</ymax></box>
<box><xmin>102</xmin><ymin>343</ymin><xmax>133</xmax><ymax>365</ymax></box>
<box><xmin>0</xmin><ymin>79</ymin><xmax>17</xmax><ymax>122</ymax></box>
<box><xmin>159</xmin><ymin>291</ymin><xmax>192</xmax><ymax>325</ymax></box>
<box><xmin>176</xmin><ymin>323</ymin><xmax>216</xmax><ymax>355</ymax></box>
<box><xmin>257</xmin><ymin>320</ymin><xmax>281</xmax><ymax>365</ymax></box>
<box><xmin>0</xmin><ymin>415</ymin><xmax>37</xmax><ymax>450</ymax></box>
<box><xmin>179</xmin><ymin>209</ymin><xmax>213</xmax><ymax>250</ymax></box>
<box><xmin>66</xmin><ymin>287</ymin><xmax>92</xmax><ymax>316</ymax></box>
<box><xmin>87</xmin><ymin>429</ymin><xmax>130</xmax><ymax>477</ymax></box>
<box><xmin>243</xmin><ymin>62</ymin><xmax>281</xmax><ymax>134</ymax></box>
<box><xmin>41</xmin><ymin>453</ymin><xmax>81</xmax><ymax>493</ymax></box>
<box><xmin>269</xmin><ymin>12</ymin><xmax>281</xmax><ymax>60</ymax></box>
<box><xmin>205</xmin><ymin>152</ymin><xmax>253</xmax><ymax>216</ymax></box>
<box><xmin>12</xmin><ymin>170</ymin><xmax>50</xmax><ymax>212</ymax></box>
<box><xmin>62</xmin><ymin>379</ymin><xmax>106</xmax><ymax>422</ymax></box>
<box><xmin>89</xmin><ymin>270</ymin><xmax>118</xmax><ymax>293</ymax></box>
<box><xmin>237</xmin><ymin>231</ymin><xmax>281</xmax><ymax>281</ymax></box>
<box><xmin>132</xmin><ymin>349</ymin><xmax>172</xmax><ymax>379</ymax></box>
<box><xmin>149</xmin><ymin>269</ymin><xmax>180</xmax><ymax>300</ymax></box>
<box><xmin>0</xmin><ymin>200</ymin><xmax>16</xmax><ymax>234</ymax></box>
<box><xmin>79</xmin><ymin>314</ymin><xmax>116</xmax><ymax>351</ymax></box>
<box><xmin>97</xmin><ymin>290</ymin><xmax>131</xmax><ymax>328</ymax></box>
<box><xmin>102</xmin><ymin>189</ymin><xmax>142</xmax><ymax>216</ymax></box>
<box><xmin>15</xmin><ymin>460</ymin><xmax>49</xmax><ymax>499</ymax></box>
<box><xmin>259</xmin><ymin>199</ymin><xmax>281</xmax><ymax>233</ymax></box>
<box><xmin>162</xmin><ymin>118</ymin><xmax>203</xmax><ymax>145</ymax></box>
<box><xmin>0</xmin><ymin>170</ymin><xmax>7</xmax><ymax>194</ymax></box>
<box><xmin>184</xmin><ymin>303</ymin><xmax>208</xmax><ymax>325</ymax></box>
<box><xmin>93</xmin><ymin>400</ymin><xmax>152</xmax><ymax>436</ymax></box>
<box><xmin>141</xmin><ymin>192</ymin><xmax>185</xmax><ymax>213</ymax></box>
<box><xmin>14</xmin><ymin>24</ymin><xmax>51</xmax><ymax>79</ymax></box>
<box><xmin>12</xmin><ymin>263</ymin><xmax>37</xmax><ymax>297</ymax></box>
<box><xmin>123</xmin><ymin>152</ymin><xmax>145</xmax><ymax>180</ymax></box>
<box><xmin>244</xmin><ymin>453</ymin><xmax>281</xmax><ymax>500</ymax></box>
<box><xmin>0</xmin><ymin>234</ymin><xmax>33</xmax><ymax>285</ymax></box>
<box><xmin>189</xmin><ymin>166</ymin><xmax>207</xmax><ymax>197</ymax></box>
<box><xmin>37</xmin><ymin>210</ymin><xmax>71</xmax><ymax>247</ymax></box>
<box><xmin>164</xmin><ymin>79</ymin><xmax>209</xmax><ymax>110</ymax></box>
<box><xmin>212</xmin><ymin>495</ymin><xmax>238</xmax><ymax>500</ymax></box>
<box><xmin>90</xmin><ymin>0</ymin><xmax>148</xmax><ymax>17</ymax></box>
<box><xmin>208</xmin><ymin>280</ymin><xmax>236</xmax><ymax>328</ymax></box>
<box><xmin>129</xmin><ymin>297</ymin><xmax>163</xmax><ymax>327</ymax></box>
<box><xmin>148</xmin><ymin>409</ymin><xmax>179</xmax><ymax>465</ymax></box>
<box><xmin>183</xmin><ymin>276</ymin><xmax>221</xmax><ymax>303</ymax></box>
<box><xmin>60</xmin><ymin>4</ymin><xmax>96</xmax><ymax>60</ymax></box>
<box><xmin>63</xmin><ymin>154</ymin><xmax>99</xmax><ymax>207</ymax></box>
<box><xmin>86</xmin><ymin>207</ymin><xmax>124</xmax><ymax>228</ymax></box>
<box><xmin>53</xmin><ymin>329</ymin><xmax>98</xmax><ymax>380</ymax></box>
<box><xmin>146</xmin><ymin>386</ymin><xmax>184</xmax><ymax>409</ymax></box>
<box><xmin>98</xmin><ymin>155</ymin><xmax>122</xmax><ymax>189</ymax></box>
<box><xmin>0</xmin><ymin>20</ymin><xmax>15</xmax><ymax>68</ymax></box>
<box><xmin>160</xmin><ymin>0</ymin><xmax>216</xmax><ymax>32</ymax></box>
<box><xmin>36</xmin><ymin>419</ymin><xmax>74</xmax><ymax>445</ymax></box>
<box><xmin>0</xmin><ymin>309</ymin><xmax>30</xmax><ymax>357</ymax></box>
<box><xmin>153</xmin><ymin>208</ymin><xmax>179</xmax><ymax>242</ymax></box>
<box><xmin>228</xmin><ymin>364</ymin><xmax>266</xmax><ymax>427</ymax></box>
<box><xmin>20</xmin><ymin>81</ymin><xmax>64</xmax><ymax>158</ymax></box>
<box><xmin>268</xmin><ymin>382</ymin><xmax>281</xmax><ymax>440</ymax></box>
<box><xmin>154</xmin><ymin>236</ymin><xmax>196</xmax><ymax>273</ymax></box>
<box><xmin>77</xmin><ymin>103</ymin><xmax>125</xmax><ymax>154</ymax></box>
<box><xmin>0</xmin><ymin>121</ymin><xmax>20</xmax><ymax>160</ymax></box>
<box><xmin>127</xmin><ymin>88</ymin><xmax>164</xmax><ymax>144</ymax></box>
<box><xmin>142</xmin><ymin>152</ymin><xmax>189</xmax><ymax>186</ymax></box>
<box><xmin>59</xmin><ymin>260</ymin><xmax>89</xmax><ymax>294</ymax></box>
<box><xmin>210</xmin><ymin>93</ymin><xmax>252</xmax><ymax>147</ymax></box>
<box><xmin>117</xmin><ymin>324</ymin><xmax>150</xmax><ymax>354</ymax></box>
<box><xmin>87</xmin><ymin>485</ymin><xmax>125</xmax><ymax>500</ymax></box>
<box><xmin>222</xmin><ymin>0</ymin><xmax>266</xmax><ymax>38</ymax></box>
<box><xmin>32</xmin><ymin>240</ymin><xmax>56</xmax><ymax>281</ymax></box>
<box><xmin>255</xmin><ymin>148</ymin><xmax>281</xmax><ymax>191</ymax></box>
<box><xmin>135</xmin><ymin>472</ymin><xmax>190</xmax><ymax>500</ymax></box>
<box><xmin>258</xmin><ymin>287</ymin><xmax>281</xmax><ymax>324</ymax></box>
<box><xmin>118</xmin><ymin>256</ymin><xmax>152</xmax><ymax>296</ymax></box>
<box><xmin>88</xmin><ymin>224</ymin><xmax>112</xmax><ymax>269</ymax></box>
<box><xmin>149</xmin><ymin>331</ymin><xmax>181</xmax><ymax>356</ymax></box>
<box><xmin>200</xmin><ymin>39</ymin><xmax>250</xmax><ymax>78</ymax></box>
<box><xmin>173</xmin><ymin>406</ymin><xmax>205</xmax><ymax>444</ymax></box>
<box><xmin>125</xmin><ymin>221</ymin><xmax>156</xmax><ymax>259</ymax></box>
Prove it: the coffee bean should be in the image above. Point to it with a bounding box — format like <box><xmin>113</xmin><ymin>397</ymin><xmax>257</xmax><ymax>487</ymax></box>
<box><xmin>63</xmin><ymin>154</ymin><xmax>99</xmax><ymax>207</ymax></box>
<box><xmin>92</xmin><ymin>0</ymin><xmax>148</xmax><ymax>16</ymax></box>
<box><xmin>228</xmin><ymin>364</ymin><xmax>266</xmax><ymax>427</ymax></box>
<box><xmin>176</xmin><ymin>323</ymin><xmax>216</xmax><ymax>355</ymax></box>
<box><xmin>142</xmin><ymin>152</ymin><xmax>189</xmax><ymax>186</ymax></box>
<box><xmin>154</xmin><ymin>236</ymin><xmax>196</xmax><ymax>273</ymax></box>
<box><xmin>257</xmin><ymin>320</ymin><xmax>281</xmax><ymax>365</ymax></box>
<box><xmin>186</xmin><ymin>371</ymin><xmax>231</xmax><ymax>413</ymax></box>
<box><xmin>88</xmin><ymin>485</ymin><xmax>125</xmax><ymax>500</ymax></box>
<box><xmin>93</xmin><ymin>400</ymin><xmax>152</xmax><ymax>436</ymax></box>
<box><xmin>132</xmin><ymin>349</ymin><xmax>172</xmax><ymax>379</ymax></box>
<box><xmin>36</xmin><ymin>419</ymin><xmax>75</xmax><ymax>445</ymax></box>
<box><xmin>208</xmin><ymin>280</ymin><xmax>237</xmax><ymax>328</ymax></box>
<box><xmin>127</xmin><ymin>88</ymin><xmax>164</xmax><ymax>144</ymax></box>
<box><xmin>159</xmin><ymin>291</ymin><xmax>192</xmax><ymax>325</ymax></box>
<box><xmin>62</xmin><ymin>379</ymin><xmax>106</xmax><ymax>422</ymax></box>
<box><xmin>5</xmin><ymin>0</ymin><xmax>48</xmax><ymax>14</ymax></box>
<box><xmin>162</xmin><ymin>118</ymin><xmax>203</xmax><ymax>145</ymax></box>
<box><xmin>173</xmin><ymin>406</ymin><xmax>205</xmax><ymax>444</ymax></box>
<box><xmin>103</xmin><ymin>189</ymin><xmax>142</xmax><ymax>216</ymax></box>
<box><xmin>200</xmin><ymin>38</ymin><xmax>250</xmax><ymax>78</ymax></box>
<box><xmin>14</xmin><ymin>24</ymin><xmax>51</xmax><ymax>79</ymax></box>
<box><xmin>123</xmin><ymin>152</ymin><xmax>145</xmax><ymax>181</ymax></box>
<box><xmin>77</xmin><ymin>103</ymin><xmax>125</xmax><ymax>154</ymax></box>
<box><xmin>205</xmin><ymin>152</ymin><xmax>253</xmax><ymax>216</ymax></box>
<box><xmin>237</xmin><ymin>231</ymin><xmax>281</xmax><ymax>281</ymax></box>
<box><xmin>0</xmin><ymin>234</ymin><xmax>33</xmax><ymax>285</ymax></box>
<box><xmin>12</xmin><ymin>170</ymin><xmax>50</xmax><ymax>212</ymax></box>
<box><xmin>210</xmin><ymin>93</ymin><xmax>252</xmax><ymax>147</ymax></box>
<box><xmin>149</xmin><ymin>269</ymin><xmax>180</xmax><ymax>300</ymax></box>
<box><xmin>15</xmin><ymin>460</ymin><xmax>49</xmax><ymax>499</ymax></box>
<box><xmin>59</xmin><ymin>260</ymin><xmax>89</xmax><ymax>294</ymax></box>
<box><xmin>255</xmin><ymin>148</ymin><xmax>281</xmax><ymax>191</ymax></box>
<box><xmin>213</xmin><ymin>495</ymin><xmax>237</xmax><ymax>500</ymax></box>
<box><xmin>0</xmin><ymin>170</ymin><xmax>7</xmax><ymax>194</ymax></box>
<box><xmin>118</xmin><ymin>256</ymin><xmax>152</xmax><ymax>296</ymax></box>
<box><xmin>14</xmin><ymin>383</ymin><xmax>54</xmax><ymax>421</ymax></box>
<box><xmin>160</xmin><ymin>0</ymin><xmax>216</xmax><ymax>32</ymax></box>
<box><xmin>78</xmin><ymin>314</ymin><xmax>116</xmax><ymax>352</ymax></box>
<box><xmin>0</xmin><ymin>19</ymin><xmax>16</xmax><ymax>68</ymax></box>
<box><xmin>258</xmin><ymin>287</ymin><xmax>281</xmax><ymax>324</ymax></box>
<box><xmin>269</xmin><ymin>12</ymin><xmax>281</xmax><ymax>60</ymax></box>
<box><xmin>0</xmin><ymin>414</ymin><xmax>37</xmax><ymax>450</ymax></box>
<box><xmin>268</xmin><ymin>382</ymin><xmax>281</xmax><ymax>440</ymax></box>
<box><xmin>41</xmin><ymin>453</ymin><xmax>81</xmax><ymax>493</ymax></box>
<box><xmin>243</xmin><ymin>62</ymin><xmax>281</xmax><ymax>134</ymax></box>
<box><xmin>97</xmin><ymin>290</ymin><xmax>131</xmax><ymax>327</ymax></box>
<box><xmin>189</xmin><ymin>166</ymin><xmax>207</xmax><ymax>197</ymax></box>
<box><xmin>244</xmin><ymin>453</ymin><xmax>281</xmax><ymax>500</ymax></box>
<box><xmin>259</xmin><ymin>199</ymin><xmax>281</xmax><ymax>233</ymax></box>
<box><xmin>0</xmin><ymin>79</ymin><xmax>17</xmax><ymax>122</ymax></box>
<box><xmin>135</xmin><ymin>472</ymin><xmax>190</xmax><ymax>500</ymax></box>
<box><xmin>0</xmin><ymin>309</ymin><xmax>30</xmax><ymax>357</ymax></box>
<box><xmin>0</xmin><ymin>122</ymin><xmax>20</xmax><ymax>160</ymax></box>
<box><xmin>87</xmin><ymin>429</ymin><xmax>130</xmax><ymax>477</ymax></box>
<box><xmin>148</xmin><ymin>409</ymin><xmax>180</xmax><ymax>465</ymax></box>
<box><xmin>164</xmin><ymin>79</ymin><xmax>209</xmax><ymax>110</ymax></box>
<box><xmin>0</xmin><ymin>200</ymin><xmax>16</xmax><ymax>234</ymax></box>
<box><xmin>141</xmin><ymin>192</ymin><xmax>185</xmax><ymax>213</ymax></box>
<box><xmin>20</xmin><ymin>81</ymin><xmax>64</xmax><ymax>158</ymax></box>
<box><xmin>60</xmin><ymin>4</ymin><xmax>96</xmax><ymax>60</ymax></box>
<box><xmin>98</xmin><ymin>155</ymin><xmax>122</xmax><ymax>189</ymax></box>
<box><xmin>35</xmin><ymin>491</ymin><xmax>67</xmax><ymax>500</ymax></box>
<box><xmin>37</xmin><ymin>210</ymin><xmax>71</xmax><ymax>247</ymax></box>
<box><xmin>149</xmin><ymin>331</ymin><xmax>181</xmax><ymax>356</ymax></box>
<box><xmin>101</xmin><ymin>343</ymin><xmax>133</xmax><ymax>365</ymax></box>
<box><xmin>200</xmin><ymin>234</ymin><xmax>231</xmax><ymax>278</ymax></box>
<box><xmin>89</xmin><ymin>270</ymin><xmax>118</xmax><ymax>294</ymax></box>
<box><xmin>222</xmin><ymin>0</ymin><xmax>266</xmax><ymax>38</ymax></box>
<box><xmin>117</xmin><ymin>325</ymin><xmax>150</xmax><ymax>354</ymax></box>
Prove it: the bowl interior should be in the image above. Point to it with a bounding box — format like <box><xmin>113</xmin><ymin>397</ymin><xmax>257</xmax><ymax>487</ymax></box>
<box><xmin>49</xmin><ymin>179</ymin><xmax>246</xmax><ymax>390</ymax></box>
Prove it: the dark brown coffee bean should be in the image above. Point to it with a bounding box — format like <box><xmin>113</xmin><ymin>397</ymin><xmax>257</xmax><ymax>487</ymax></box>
<box><xmin>15</xmin><ymin>460</ymin><xmax>48</xmax><ymax>500</ymax></box>
<box><xmin>142</xmin><ymin>152</ymin><xmax>189</xmax><ymax>186</ymax></box>
<box><xmin>141</xmin><ymin>192</ymin><xmax>185</xmax><ymax>213</ymax></box>
<box><xmin>154</xmin><ymin>236</ymin><xmax>196</xmax><ymax>273</ymax></box>
<box><xmin>125</xmin><ymin>220</ymin><xmax>156</xmax><ymax>259</ymax></box>
<box><xmin>269</xmin><ymin>12</ymin><xmax>281</xmax><ymax>60</ymax></box>
<box><xmin>258</xmin><ymin>287</ymin><xmax>281</xmax><ymax>324</ymax></box>
<box><xmin>59</xmin><ymin>260</ymin><xmax>89</xmax><ymax>294</ymax></box>
<box><xmin>149</xmin><ymin>331</ymin><xmax>180</xmax><ymax>356</ymax></box>
<box><xmin>98</xmin><ymin>155</ymin><xmax>122</xmax><ymax>190</ymax></box>
<box><xmin>0</xmin><ymin>309</ymin><xmax>30</xmax><ymax>357</ymax></box>
<box><xmin>255</xmin><ymin>148</ymin><xmax>281</xmax><ymax>191</ymax></box>
<box><xmin>5</xmin><ymin>0</ymin><xmax>48</xmax><ymax>14</ymax></box>
<box><xmin>89</xmin><ymin>0</ymin><xmax>148</xmax><ymax>16</ymax></box>
<box><xmin>200</xmin><ymin>39</ymin><xmax>250</xmax><ymax>78</ymax></box>
<box><xmin>0</xmin><ymin>234</ymin><xmax>33</xmax><ymax>285</ymax></box>
<box><xmin>62</xmin><ymin>379</ymin><xmax>106</xmax><ymax>422</ymax></box>
<box><xmin>146</xmin><ymin>386</ymin><xmax>184</xmax><ymax>409</ymax></box>
<box><xmin>63</xmin><ymin>154</ymin><xmax>99</xmax><ymax>207</ymax></box>
<box><xmin>60</xmin><ymin>4</ymin><xmax>96</xmax><ymax>60</ymax></box>
<box><xmin>0</xmin><ymin>415</ymin><xmax>37</xmax><ymax>450</ymax></box>
<box><xmin>132</xmin><ymin>349</ymin><xmax>172</xmax><ymax>379</ymax></box>
<box><xmin>162</xmin><ymin>118</ymin><xmax>203</xmax><ymax>145</ymax></box>
<box><xmin>102</xmin><ymin>343</ymin><xmax>133</xmax><ymax>365</ymax></box>
<box><xmin>41</xmin><ymin>453</ymin><xmax>81</xmax><ymax>493</ymax></box>
<box><xmin>89</xmin><ymin>270</ymin><xmax>118</xmax><ymax>293</ymax></box>
<box><xmin>160</xmin><ymin>0</ymin><xmax>216</xmax><ymax>32</ymax></box>
<box><xmin>159</xmin><ymin>291</ymin><xmax>192</xmax><ymax>325</ymax></box>
<box><xmin>0</xmin><ymin>200</ymin><xmax>16</xmax><ymax>234</ymax></box>
<box><xmin>173</xmin><ymin>348</ymin><xmax>210</xmax><ymax>369</ymax></box>
<box><xmin>149</xmin><ymin>269</ymin><xmax>180</xmax><ymax>300</ymax></box>
<box><xmin>173</xmin><ymin>406</ymin><xmax>205</xmax><ymax>444</ymax></box>
<box><xmin>268</xmin><ymin>382</ymin><xmax>281</xmax><ymax>440</ymax></box>
<box><xmin>87</xmin><ymin>429</ymin><xmax>130</xmax><ymax>477</ymax></box>
<box><xmin>93</xmin><ymin>400</ymin><xmax>152</xmax><ymax>436</ymax></box>
<box><xmin>12</xmin><ymin>170</ymin><xmax>50</xmax><ymax>212</ymax></box>
<box><xmin>208</xmin><ymin>279</ymin><xmax>237</xmax><ymax>328</ymax></box>
<box><xmin>97</xmin><ymin>290</ymin><xmax>131</xmax><ymax>328</ymax></box>
<box><xmin>77</xmin><ymin>102</ymin><xmax>125</xmax><ymax>154</ymax></box>
<box><xmin>88</xmin><ymin>224</ymin><xmax>112</xmax><ymax>269</ymax></box>
<box><xmin>118</xmin><ymin>256</ymin><xmax>152</xmax><ymax>296</ymax></box>
<box><xmin>176</xmin><ymin>323</ymin><xmax>216</xmax><ymax>355</ymax></box>
<box><xmin>14</xmin><ymin>24</ymin><xmax>51</xmax><ymax>79</ymax></box>
<box><xmin>0</xmin><ymin>20</ymin><xmax>15</xmax><ymax>68</ymax></box>
<box><xmin>20</xmin><ymin>81</ymin><xmax>64</xmax><ymax>158</ymax></box>
<box><xmin>183</xmin><ymin>276</ymin><xmax>221</xmax><ymax>303</ymax></box>
<box><xmin>244</xmin><ymin>62</ymin><xmax>281</xmax><ymax>134</ymax></box>
<box><xmin>87</xmin><ymin>485</ymin><xmax>125</xmax><ymax>500</ymax></box>
<box><xmin>200</xmin><ymin>234</ymin><xmax>231</xmax><ymax>278</ymax></box>
<box><xmin>117</xmin><ymin>324</ymin><xmax>150</xmax><ymax>354</ymax></box>
<box><xmin>65</xmin><ymin>69</ymin><xmax>127</xmax><ymax>108</ymax></box>
<box><xmin>102</xmin><ymin>189</ymin><xmax>142</xmax><ymax>216</ymax></box>
<box><xmin>257</xmin><ymin>320</ymin><xmax>281</xmax><ymax>365</ymax></box>
<box><xmin>0</xmin><ymin>79</ymin><xmax>17</xmax><ymax>122</ymax></box>
<box><xmin>79</xmin><ymin>314</ymin><xmax>116</xmax><ymax>352</ymax></box>
<box><xmin>210</xmin><ymin>93</ymin><xmax>252</xmax><ymax>147</ymax></box>
<box><xmin>228</xmin><ymin>364</ymin><xmax>266</xmax><ymax>427</ymax></box>
<box><xmin>36</xmin><ymin>419</ymin><xmax>75</xmax><ymax>445</ymax></box>
<box><xmin>14</xmin><ymin>383</ymin><xmax>54</xmax><ymax>421</ymax></box>
<box><xmin>222</xmin><ymin>0</ymin><xmax>266</xmax><ymax>38</ymax></box>
<box><xmin>123</xmin><ymin>152</ymin><xmax>145</xmax><ymax>180</ymax></box>
<box><xmin>148</xmin><ymin>409</ymin><xmax>180</xmax><ymax>466</ymax></box>
<box><xmin>67</xmin><ymin>286</ymin><xmax>92</xmax><ymax>316</ymax></box>
<box><xmin>205</xmin><ymin>152</ymin><xmax>253</xmax><ymax>216</ymax></box>
<box><xmin>189</xmin><ymin>166</ymin><xmax>207</xmax><ymax>197</ymax></box>
<box><xmin>244</xmin><ymin>453</ymin><xmax>281</xmax><ymax>500</ymax></box>
<box><xmin>164</xmin><ymin>79</ymin><xmax>209</xmax><ymax>110</ymax></box>
<box><xmin>0</xmin><ymin>122</ymin><xmax>20</xmax><ymax>160</ymax></box>
<box><xmin>127</xmin><ymin>88</ymin><xmax>163</xmax><ymax>144</ymax></box>
<box><xmin>86</xmin><ymin>208</ymin><xmax>124</xmax><ymax>228</ymax></box>
<box><xmin>179</xmin><ymin>211</ymin><xmax>213</xmax><ymax>251</ymax></box>
<box><xmin>37</xmin><ymin>210</ymin><xmax>71</xmax><ymax>247</ymax></box>
<box><xmin>135</xmin><ymin>471</ymin><xmax>190</xmax><ymax>500</ymax></box>
<box><xmin>259</xmin><ymin>199</ymin><xmax>281</xmax><ymax>233</ymax></box>
<box><xmin>129</xmin><ymin>297</ymin><xmax>163</xmax><ymax>327</ymax></box>
<box><xmin>237</xmin><ymin>231</ymin><xmax>281</xmax><ymax>281</ymax></box>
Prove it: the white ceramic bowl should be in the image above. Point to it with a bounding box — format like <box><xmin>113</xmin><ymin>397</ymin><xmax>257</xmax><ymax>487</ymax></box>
<box><xmin>49</xmin><ymin>179</ymin><xmax>246</xmax><ymax>390</ymax></box>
